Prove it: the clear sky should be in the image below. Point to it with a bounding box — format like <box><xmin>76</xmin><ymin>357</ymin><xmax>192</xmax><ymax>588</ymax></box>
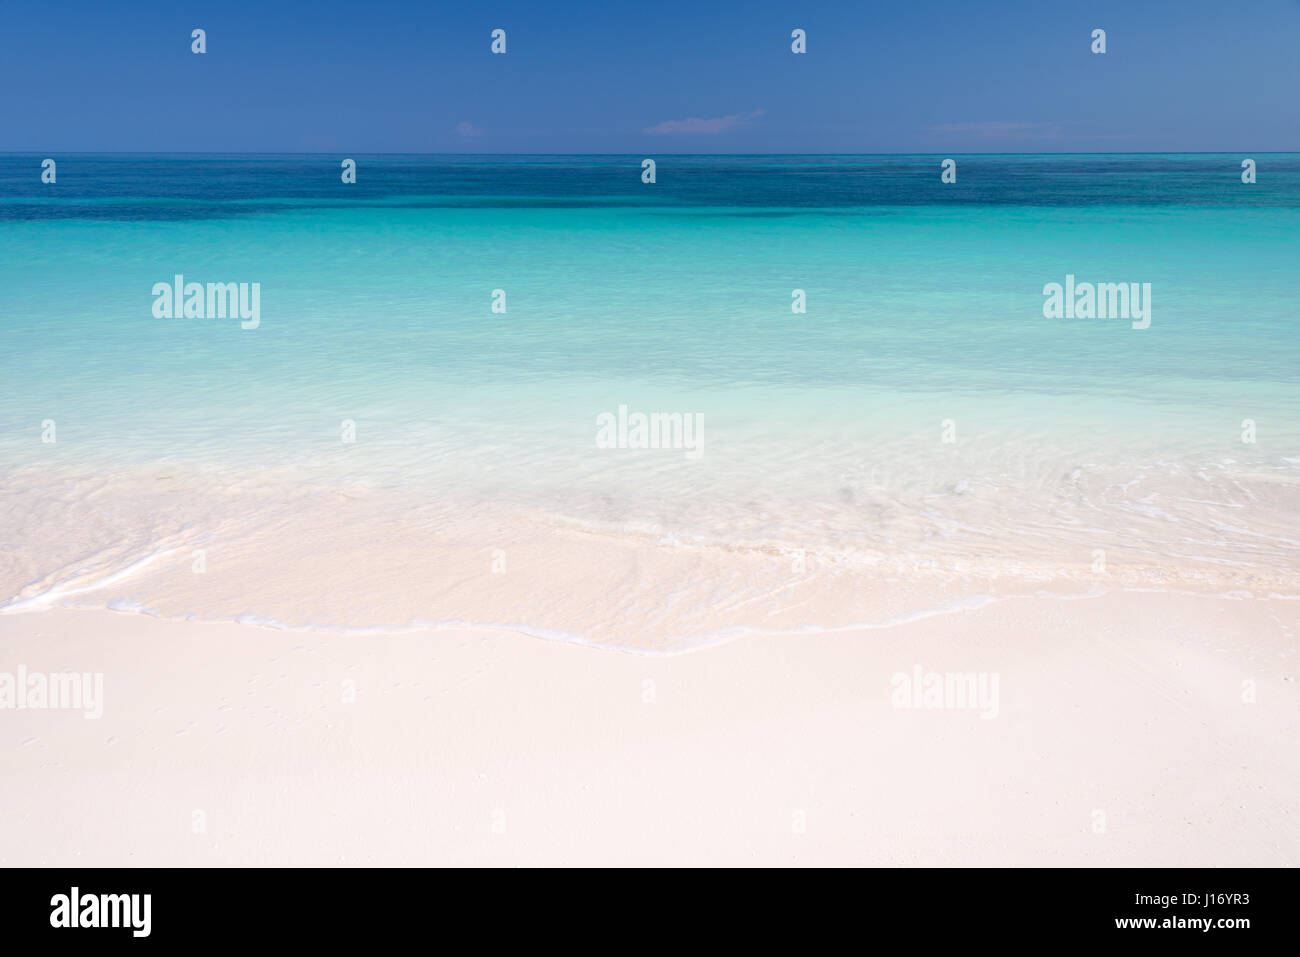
<box><xmin>3</xmin><ymin>0</ymin><xmax>1298</xmax><ymax>153</ymax></box>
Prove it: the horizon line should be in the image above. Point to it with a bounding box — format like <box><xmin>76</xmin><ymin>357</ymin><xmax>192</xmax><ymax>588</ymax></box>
<box><xmin>2</xmin><ymin>150</ymin><xmax>1295</xmax><ymax>157</ymax></box>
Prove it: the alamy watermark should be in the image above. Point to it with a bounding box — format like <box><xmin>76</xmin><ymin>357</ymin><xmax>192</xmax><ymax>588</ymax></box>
<box><xmin>50</xmin><ymin>887</ymin><xmax>150</xmax><ymax>937</ymax></box>
<box><xmin>0</xmin><ymin>665</ymin><xmax>103</xmax><ymax>719</ymax></box>
<box><xmin>890</xmin><ymin>665</ymin><xmax>1000</xmax><ymax>719</ymax></box>
<box><xmin>152</xmin><ymin>274</ymin><xmax>260</xmax><ymax>329</ymax></box>
<box><xmin>1042</xmin><ymin>274</ymin><xmax>1151</xmax><ymax>329</ymax></box>
<box><xmin>595</xmin><ymin>404</ymin><xmax>704</xmax><ymax>459</ymax></box>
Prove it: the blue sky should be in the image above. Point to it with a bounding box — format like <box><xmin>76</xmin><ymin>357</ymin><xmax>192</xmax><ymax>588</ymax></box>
<box><xmin>3</xmin><ymin>0</ymin><xmax>1298</xmax><ymax>152</ymax></box>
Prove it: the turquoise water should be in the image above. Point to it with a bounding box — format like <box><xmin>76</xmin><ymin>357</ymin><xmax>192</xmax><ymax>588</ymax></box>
<box><xmin>2</xmin><ymin>154</ymin><xmax>1299</xmax><ymax>613</ymax></box>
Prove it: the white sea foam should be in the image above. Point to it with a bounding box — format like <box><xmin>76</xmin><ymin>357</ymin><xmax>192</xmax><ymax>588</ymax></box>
<box><xmin>2</xmin><ymin>449</ymin><xmax>1297</xmax><ymax>652</ymax></box>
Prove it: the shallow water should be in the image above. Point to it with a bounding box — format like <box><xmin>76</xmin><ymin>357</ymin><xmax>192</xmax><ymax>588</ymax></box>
<box><xmin>2</xmin><ymin>154</ymin><xmax>1298</xmax><ymax>646</ymax></box>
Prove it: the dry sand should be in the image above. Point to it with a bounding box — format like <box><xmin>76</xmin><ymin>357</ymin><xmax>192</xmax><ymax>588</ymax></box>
<box><xmin>1</xmin><ymin>591</ymin><xmax>1296</xmax><ymax>866</ymax></box>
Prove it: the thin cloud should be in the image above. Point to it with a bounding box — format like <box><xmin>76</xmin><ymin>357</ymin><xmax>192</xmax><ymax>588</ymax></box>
<box><xmin>926</xmin><ymin>121</ymin><xmax>1064</xmax><ymax>140</ymax></box>
<box><xmin>454</xmin><ymin>121</ymin><xmax>483</xmax><ymax>138</ymax></box>
<box><xmin>642</xmin><ymin>109</ymin><xmax>765</xmax><ymax>136</ymax></box>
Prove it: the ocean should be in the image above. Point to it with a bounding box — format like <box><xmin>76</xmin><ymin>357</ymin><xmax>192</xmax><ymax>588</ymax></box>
<box><xmin>2</xmin><ymin>154</ymin><xmax>1298</xmax><ymax>649</ymax></box>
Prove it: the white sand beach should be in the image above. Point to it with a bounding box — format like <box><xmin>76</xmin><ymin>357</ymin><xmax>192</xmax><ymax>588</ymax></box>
<box><xmin>2</xmin><ymin>591</ymin><xmax>1295</xmax><ymax>867</ymax></box>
